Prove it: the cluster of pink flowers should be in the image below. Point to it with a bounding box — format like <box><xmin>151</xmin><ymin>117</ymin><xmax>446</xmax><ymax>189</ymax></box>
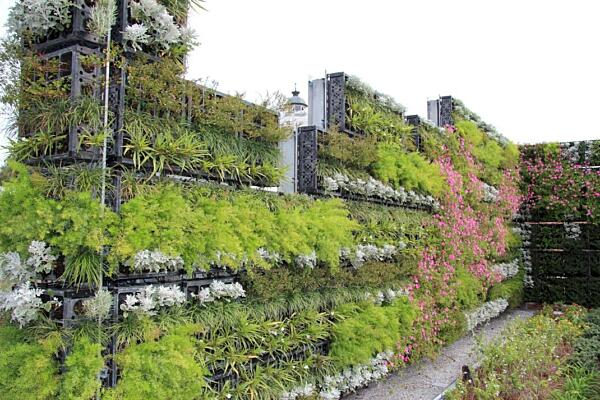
<box><xmin>522</xmin><ymin>145</ymin><xmax>600</xmax><ymax>222</ymax></box>
<box><xmin>405</xmin><ymin>128</ymin><xmax>521</xmax><ymax>353</ymax></box>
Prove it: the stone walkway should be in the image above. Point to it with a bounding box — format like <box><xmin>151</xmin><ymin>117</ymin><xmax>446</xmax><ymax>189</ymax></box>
<box><xmin>345</xmin><ymin>308</ymin><xmax>536</xmax><ymax>400</ymax></box>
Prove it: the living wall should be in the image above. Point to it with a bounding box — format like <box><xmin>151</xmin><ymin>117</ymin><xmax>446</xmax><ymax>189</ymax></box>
<box><xmin>0</xmin><ymin>108</ymin><xmax>523</xmax><ymax>400</ymax></box>
<box><xmin>520</xmin><ymin>141</ymin><xmax>600</xmax><ymax>306</ymax></box>
<box><xmin>0</xmin><ymin>2</ymin><xmax>526</xmax><ymax>398</ymax></box>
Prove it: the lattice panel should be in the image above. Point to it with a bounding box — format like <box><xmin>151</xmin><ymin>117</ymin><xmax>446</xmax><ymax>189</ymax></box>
<box><xmin>327</xmin><ymin>72</ymin><xmax>347</xmax><ymax>131</ymax></box>
<box><xmin>297</xmin><ymin>126</ymin><xmax>318</xmax><ymax>193</ymax></box>
<box><xmin>439</xmin><ymin>96</ymin><xmax>454</xmax><ymax>126</ymax></box>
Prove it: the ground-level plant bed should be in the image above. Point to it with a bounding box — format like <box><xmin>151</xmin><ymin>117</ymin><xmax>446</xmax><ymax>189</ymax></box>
<box><xmin>447</xmin><ymin>305</ymin><xmax>599</xmax><ymax>400</ymax></box>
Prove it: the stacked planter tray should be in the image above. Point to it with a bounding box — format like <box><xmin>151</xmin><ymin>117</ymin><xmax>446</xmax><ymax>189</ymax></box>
<box><xmin>20</xmin><ymin>44</ymin><xmax>106</xmax><ymax>162</ymax></box>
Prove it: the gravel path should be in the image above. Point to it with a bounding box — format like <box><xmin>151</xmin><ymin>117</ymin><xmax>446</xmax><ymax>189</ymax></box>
<box><xmin>345</xmin><ymin>308</ymin><xmax>536</xmax><ymax>400</ymax></box>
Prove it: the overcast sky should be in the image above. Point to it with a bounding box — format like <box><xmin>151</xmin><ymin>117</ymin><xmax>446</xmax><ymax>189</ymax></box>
<box><xmin>1</xmin><ymin>0</ymin><xmax>599</xmax><ymax>147</ymax></box>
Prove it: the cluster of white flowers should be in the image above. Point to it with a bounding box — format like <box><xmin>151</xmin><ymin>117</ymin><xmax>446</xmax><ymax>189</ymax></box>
<box><xmin>0</xmin><ymin>252</ymin><xmax>30</xmax><ymax>284</ymax></box>
<box><xmin>0</xmin><ymin>242</ymin><xmax>61</xmax><ymax>327</ymax></box>
<box><xmin>492</xmin><ymin>258</ymin><xmax>520</xmax><ymax>281</ymax></box>
<box><xmin>564</xmin><ymin>222</ymin><xmax>582</xmax><ymax>240</ymax></box>
<box><xmin>281</xmin><ymin>384</ymin><xmax>316</xmax><ymax>400</ymax></box>
<box><xmin>125</xmin><ymin>0</ymin><xmax>196</xmax><ymax>51</ymax></box>
<box><xmin>515</xmin><ymin>224</ymin><xmax>534</xmax><ymax>288</ymax></box>
<box><xmin>322</xmin><ymin>173</ymin><xmax>438</xmax><ymax>210</ymax></box>
<box><xmin>482</xmin><ymin>183</ymin><xmax>500</xmax><ymax>203</ymax></box>
<box><xmin>464</xmin><ymin>298</ymin><xmax>509</xmax><ymax>331</ymax></box>
<box><xmin>282</xmin><ymin>351</ymin><xmax>395</xmax><ymax>400</ymax></box>
<box><xmin>0</xmin><ymin>282</ymin><xmax>59</xmax><ymax>327</ymax></box>
<box><xmin>256</xmin><ymin>248</ymin><xmax>282</xmax><ymax>264</ymax></box>
<box><xmin>83</xmin><ymin>289</ymin><xmax>113</xmax><ymax>321</ymax></box>
<box><xmin>318</xmin><ymin>351</ymin><xmax>394</xmax><ymax>399</ymax></box>
<box><xmin>123</xmin><ymin>23</ymin><xmax>150</xmax><ymax>50</ymax></box>
<box><xmin>26</xmin><ymin>241</ymin><xmax>56</xmax><ymax>274</ymax></box>
<box><xmin>120</xmin><ymin>285</ymin><xmax>186</xmax><ymax>315</ymax></box>
<box><xmin>340</xmin><ymin>244</ymin><xmax>402</xmax><ymax>269</ymax></box>
<box><xmin>0</xmin><ymin>241</ymin><xmax>57</xmax><ymax>284</ymax></box>
<box><xmin>8</xmin><ymin>0</ymin><xmax>72</xmax><ymax>39</ymax></box>
<box><xmin>522</xmin><ymin>249</ymin><xmax>533</xmax><ymax>288</ymax></box>
<box><xmin>194</xmin><ymin>281</ymin><xmax>246</xmax><ymax>305</ymax></box>
<box><xmin>560</xmin><ymin>141</ymin><xmax>597</xmax><ymax>165</ymax></box>
<box><xmin>256</xmin><ymin>242</ymin><xmax>404</xmax><ymax>270</ymax></box>
<box><xmin>132</xmin><ymin>250</ymin><xmax>184</xmax><ymax>273</ymax></box>
<box><xmin>562</xmin><ymin>143</ymin><xmax>582</xmax><ymax>164</ymax></box>
<box><xmin>295</xmin><ymin>251</ymin><xmax>317</xmax><ymax>269</ymax></box>
<box><xmin>365</xmin><ymin>288</ymin><xmax>407</xmax><ymax>306</ymax></box>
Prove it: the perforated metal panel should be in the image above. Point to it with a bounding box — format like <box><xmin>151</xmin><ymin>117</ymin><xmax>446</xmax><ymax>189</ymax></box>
<box><xmin>297</xmin><ymin>126</ymin><xmax>318</xmax><ymax>193</ymax></box>
<box><xmin>439</xmin><ymin>96</ymin><xmax>454</xmax><ymax>126</ymax></box>
<box><xmin>327</xmin><ymin>72</ymin><xmax>347</xmax><ymax>131</ymax></box>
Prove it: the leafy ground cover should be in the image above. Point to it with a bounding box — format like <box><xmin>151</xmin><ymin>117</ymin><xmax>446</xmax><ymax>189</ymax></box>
<box><xmin>448</xmin><ymin>306</ymin><xmax>600</xmax><ymax>400</ymax></box>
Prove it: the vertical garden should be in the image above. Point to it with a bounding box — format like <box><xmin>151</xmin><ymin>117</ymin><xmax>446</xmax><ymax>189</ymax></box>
<box><xmin>0</xmin><ymin>1</ymin><xmax>554</xmax><ymax>399</ymax></box>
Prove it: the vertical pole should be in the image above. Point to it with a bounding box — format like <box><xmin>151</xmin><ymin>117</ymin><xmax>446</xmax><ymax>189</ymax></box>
<box><xmin>100</xmin><ymin>28</ymin><xmax>112</xmax><ymax>216</ymax></box>
<box><xmin>98</xmin><ymin>2</ymin><xmax>114</xmax><ymax>398</ymax></box>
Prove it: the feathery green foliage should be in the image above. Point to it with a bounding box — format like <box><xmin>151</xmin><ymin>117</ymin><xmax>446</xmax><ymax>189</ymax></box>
<box><xmin>104</xmin><ymin>326</ymin><xmax>208</xmax><ymax>400</ymax></box>
<box><xmin>373</xmin><ymin>143</ymin><xmax>447</xmax><ymax>197</ymax></box>
<box><xmin>0</xmin><ymin>324</ymin><xmax>61</xmax><ymax>400</ymax></box>
<box><xmin>329</xmin><ymin>297</ymin><xmax>416</xmax><ymax>368</ymax></box>
<box><xmin>60</xmin><ymin>337</ymin><xmax>104</xmax><ymax>400</ymax></box>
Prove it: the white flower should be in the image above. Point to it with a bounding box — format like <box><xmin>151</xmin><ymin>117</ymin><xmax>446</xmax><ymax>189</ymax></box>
<box><xmin>564</xmin><ymin>223</ymin><xmax>581</xmax><ymax>240</ymax></box>
<box><xmin>482</xmin><ymin>183</ymin><xmax>500</xmax><ymax>202</ymax></box>
<box><xmin>0</xmin><ymin>282</ymin><xmax>46</xmax><ymax>327</ymax></box>
<box><xmin>492</xmin><ymin>258</ymin><xmax>520</xmax><ymax>281</ymax></box>
<box><xmin>119</xmin><ymin>285</ymin><xmax>186</xmax><ymax>316</ymax></box>
<box><xmin>83</xmin><ymin>289</ymin><xmax>113</xmax><ymax>321</ymax></box>
<box><xmin>0</xmin><ymin>252</ymin><xmax>30</xmax><ymax>284</ymax></box>
<box><xmin>465</xmin><ymin>298</ymin><xmax>509</xmax><ymax>331</ymax></box>
<box><xmin>8</xmin><ymin>0</ymin><xmax>72</xmax><ymax>39</ymax></box>
<box><xmin>195</xmin><ymin>287</ymin><xmax>213</xmax><ymax>304</ymax></box>
<box><xmin>306</xmin><ymin>350</ymin><xmax>394</xmax><ymax>399</ymax></box>
<box><xmin>123</xmin><ymin>23</ymin><xmax>150</xmax><ymax>50</ymax></box>
<box><xmin>295</xmin><ymin>251</ymin><xmax>317</xmax><ymax>269</ymax></box>
<box><xmin>129</xmin><ymin>0</ymin><xmax>183</xmax><ymax>50</ymax></box>
<box><xmin>321</xmin><ymin>173</ymin><xmax>440</xmax><ymax>210</ymax></box>
<box><xmin>131</xmin><ymin>250</ymin><xmax>184</xmax><ymax>273</ymax></box>
<box><xmin>26</xmin><ymin>241</ymin><xmax>56</xmax><ymax>274</ymax></box>
<box><xmin>257</xmin><ymin>248</ymin><xmax>281</xmax><ymax>263</ymax></box>
<box><xmin>340</xmin><ymin>243</ymin><xmax>400</xmax><ymax>269</ymax></box>
<box><xmin>209</xmin><ymin>281</ymin><xmax>246</xmax><ymax>300</ymax></box>
<box><xmin>192</xmin><ymin>281</ymin><xmax>246</xmax><ymax>306</ymax></box>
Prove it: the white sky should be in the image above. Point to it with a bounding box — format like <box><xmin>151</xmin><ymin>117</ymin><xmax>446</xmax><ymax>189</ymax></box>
<box><xmin>1</xmin><ymin>0</ymin><xmax>600</xmax><ymax>148</ymax></box>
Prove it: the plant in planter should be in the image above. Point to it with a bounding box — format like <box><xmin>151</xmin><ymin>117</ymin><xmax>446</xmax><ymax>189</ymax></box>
<box><xmin>7</xmin><ymin>0</ymin><xmax>73</xmax><ymax>42</ymax></box>
<box><xmin>124</xmin><ymin>0</ymin><xmax>197</xmax><ymax>54</ymax></box>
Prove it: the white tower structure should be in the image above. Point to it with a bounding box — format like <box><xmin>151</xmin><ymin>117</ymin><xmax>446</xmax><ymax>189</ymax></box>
<box><xmin>279</xmin><ymin>88</ymin><xmax>310</xmax><ymax>193</ymax></box>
